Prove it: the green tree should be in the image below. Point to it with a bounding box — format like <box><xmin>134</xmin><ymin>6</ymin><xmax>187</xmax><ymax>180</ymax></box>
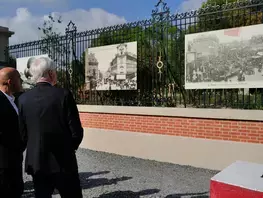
<box><xmin>70</xmin><ymin>52</ymin><xmax>85</xmax><ymax>102</ymax></box>
<box><xmin>88</xmin><ymin>26</ymin><xmax>154</xmax><ymax>106</ymax></box>
<box><xmin>38</xmin><ymin>14</ymin><xmax>66</xmax><ymax>87</ymax></box>
<box><xmin>38</xmin><ymin>14</ymin><xmax>85</xmax><ymax>93</ymax></box>
<box><xmin>186</xmin><ymin>0</ymin><xmax>263</xmax><ymax>109</ymax></box>
<box><xmin>188</xmin><ymin>0</ymin><xmax>263</xmax><ymax>33</ymax></box>
<box><xmin>88</xmin><ymin>22</ymin><xmax>187</xmax><ymax>107</ymax></box>
<box><xmin>38</xmin><ymin>14</ymin><xmax>65</xmax><ymax>61</ymax></box>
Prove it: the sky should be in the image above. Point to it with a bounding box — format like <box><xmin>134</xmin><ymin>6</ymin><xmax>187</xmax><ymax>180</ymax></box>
<box><xmin>0</xmin><ymin>0</ymin><xmax>206</xmax><ymax>45</ymax></box>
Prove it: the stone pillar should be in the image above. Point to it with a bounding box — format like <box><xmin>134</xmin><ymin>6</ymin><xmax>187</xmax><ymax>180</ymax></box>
<box><xmin>0</xmin><ymin>26</ymin><xmax>14</xmax><ymax>66</ymax></box>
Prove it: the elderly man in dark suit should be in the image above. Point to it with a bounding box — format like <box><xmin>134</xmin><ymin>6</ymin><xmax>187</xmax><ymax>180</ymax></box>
<box><xmin>18</xmin><ymin>57</ymin><xmax>83</xmax><ymax>198</ymax></box>
<box><xmin>0</xmin><ymin>67</ymin><xmax>24</xmax><ymax>198</ymax></box>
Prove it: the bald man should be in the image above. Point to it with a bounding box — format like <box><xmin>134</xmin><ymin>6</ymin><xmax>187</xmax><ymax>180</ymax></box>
<box><xmin>0</xmin><ymin>67</ymin><xmax>24</xmax><ymax>198</ymax></box>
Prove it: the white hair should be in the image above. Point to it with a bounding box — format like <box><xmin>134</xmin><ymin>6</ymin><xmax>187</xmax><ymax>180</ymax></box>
<box><xmin>28</xmin><ymin>56</ymin><xmax>56</xmax><ymax>83</ymax></box>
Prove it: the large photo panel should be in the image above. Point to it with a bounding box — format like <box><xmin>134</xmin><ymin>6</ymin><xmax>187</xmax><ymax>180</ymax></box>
<box><xmin>185</xmin><ymin>24</ymin><xmax>263</xmax><ymax>89</ymax></box>
<box><xmin>16</xmin><ymin>54</ymin><xmax>49</xmax><ymax>89</ymax></box>
<box><xmin>85</xmin><ymin>41</ymin><xmax>137</xmax><ymax>91</ymax></box>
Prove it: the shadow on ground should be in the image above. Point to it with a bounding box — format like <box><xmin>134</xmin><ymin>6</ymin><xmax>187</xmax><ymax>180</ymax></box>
<box><xmin>80</xmin><ymin>172</ymin><xmax>132</xmax><ymax>189</ymax></box>
<box><xmin>22</xmin><ymin>171</ymin><xmax>132</xmax><ymax>197</ymax></box>
<box><xmin>23</xmin><ymin>171</ymin><xmax>208</xmax><ymax>198</ymax></box>
<box><xmin>94</xmin><ymin>189</ymin><xmax>160</xmax><ymax>198</ymax></box>
<box><xmin>165</xmin><ymin>192</ymin><xmax>209</xmax><ymax>198</ymax></box>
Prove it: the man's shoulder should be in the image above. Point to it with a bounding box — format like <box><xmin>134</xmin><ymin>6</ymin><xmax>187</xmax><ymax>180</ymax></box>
<box><xmin>19</xmin><ymin>86</ymin><xmax>72</xmax><ymax>100</ymax></box>
<box><xmin>18</xmin><ymin>90</ymin><xmax>31</xmax><ymax>104</ymax></box>
<box><xmin>53</xmin><ymin>86</ymin><xmax>72</xmax><ymax>97</ymax></box>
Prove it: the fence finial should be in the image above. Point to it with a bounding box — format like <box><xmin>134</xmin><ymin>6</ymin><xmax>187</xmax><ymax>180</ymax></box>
<box><xmin>65</xmin><ymin>20</ymin><xmax>77</xmax><ymax>33</ymax></box>
<box><xmin>152</xmin><ymin>0</ymin><xmax>170</xmax><ymax>20</ymax></box>
<box><xmin>156</xmin><ymin>0</ymin><xmax>164</xmax><ymax>7</ymax></box>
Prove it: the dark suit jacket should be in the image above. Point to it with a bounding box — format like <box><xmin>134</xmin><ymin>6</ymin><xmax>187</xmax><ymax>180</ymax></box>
<box><xmin>14</xmin><ymin>91</ymin><xmax>24</xmax><ymax>106</ymax></box>
<box><xmin>18</xmin><ymin>82</ymin><xmax>83</xmax><ymax>175</ymax></box>
<box><xmin>0</xmin><ymin>91</ymin><xmax>23</xmax><ymax>169</ymax></box>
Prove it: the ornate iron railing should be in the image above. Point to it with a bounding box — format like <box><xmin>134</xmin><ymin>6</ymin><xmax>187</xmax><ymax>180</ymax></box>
<box><xmin>6</xmin><ymin>0</ymin><xmax>263</xmax><ymax>109</ymax></box>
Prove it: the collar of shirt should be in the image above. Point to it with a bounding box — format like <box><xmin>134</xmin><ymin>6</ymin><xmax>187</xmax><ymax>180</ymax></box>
<box><xmin>37</xmin><ymin>81</ymin><xmax>52</xmax><ymax>86</ymax></box>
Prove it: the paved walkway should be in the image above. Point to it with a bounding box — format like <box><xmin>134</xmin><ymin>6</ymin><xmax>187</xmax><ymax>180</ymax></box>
<box><xmin>22</xmin><ymin>149</ymin><xmax>218</xmax><ymax>198</ymax></box>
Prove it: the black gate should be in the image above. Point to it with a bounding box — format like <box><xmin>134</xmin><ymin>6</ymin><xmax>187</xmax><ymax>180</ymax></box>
<box><xmin>6</xmin><ymin>0</ymin><xmax>263</xmax><ymax>109</ymax></box>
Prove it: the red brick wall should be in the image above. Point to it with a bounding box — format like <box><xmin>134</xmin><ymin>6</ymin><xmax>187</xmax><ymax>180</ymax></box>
<box><xmin>80</xmin><ymin>112</ymin><xmax>263</xmax><ymax>144</ymax></box>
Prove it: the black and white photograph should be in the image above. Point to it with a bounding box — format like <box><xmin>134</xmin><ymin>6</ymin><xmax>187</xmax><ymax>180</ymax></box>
<box><xmin>16</xmin><ymin>54</ymin><xmax>48</xmax><ymax>90</ymax></box>
<box><xmin>85</xmin><ymin>41</ymin><xmax>137</xmax><ymax>91</ymax></box>
<box><xmin>185</xmin><ymin>24</ymin><xmax>263</xmax><ymax>89</ymax></box>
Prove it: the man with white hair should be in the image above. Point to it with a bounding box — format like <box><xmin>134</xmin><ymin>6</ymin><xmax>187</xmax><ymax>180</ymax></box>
<box><xmin>18</xmin><ymin>56</ymin><xmax>83</xmax><ymax>198</ymax></box>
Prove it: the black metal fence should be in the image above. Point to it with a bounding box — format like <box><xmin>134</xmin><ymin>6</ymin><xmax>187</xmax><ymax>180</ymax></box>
<box><xmin>6</xmin><ymin>0</ymin><xmax>263</xmax><ymax>109</ymax></box>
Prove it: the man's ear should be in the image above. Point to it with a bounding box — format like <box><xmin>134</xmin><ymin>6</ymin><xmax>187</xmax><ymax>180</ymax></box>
<box><xmin>3</xmin><ymin>79</ymin><xmax>10</xmax><ymax>86</ymax></box>
<box><xmin>48</xmin><ymin>70</ymin><xmax>53</xmax><ymax>78</ymax></box>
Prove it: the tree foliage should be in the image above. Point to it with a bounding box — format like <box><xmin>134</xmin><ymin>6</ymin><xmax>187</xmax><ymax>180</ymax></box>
<box><xmin>34</xmin><ymin>0</ymin><xmax>263</xmax><ymax>108</ymax></box>
<box><xmin>38</xmin><ymin>14</ymin><xmax>64</xmax><ymax>60</ymax></box>
<box><xmin>38</xmin><ymin>14</ymin><xmax>85</xmax><ymax>92</ymax></box>
<box><xmin>88</xmin><ymin>22</ymin><xmax>187</xmax><ymax>106</ymax></box>
<box><xmin>186</xmin><ymin>0</ymin><xmax>263</xmax><ymax>108</ymax></box>
<box><xmin>38</xmin><ymin>14</ymin><xmax>66</xmax><ymax>87</ymax></box>
<box><xmin>188</xmin><ymin>0</ymin><xmax>263</xmax><ymax>34</ymax></box>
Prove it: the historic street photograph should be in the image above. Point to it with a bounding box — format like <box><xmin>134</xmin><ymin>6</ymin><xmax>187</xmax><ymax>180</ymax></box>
<box><xmin>185</xmin><ymin>24</ymin><xmax>263</xmax><ymax>89</ymax></box>
<box><xmin>16</xmin><ymin>54</ymin><xmax>48</xmax><ymax>90</ymax></box>
<box><xmin>85</xmin><ymin>41</ymin><xmax>137</xmax><ymax>91</ymax></box>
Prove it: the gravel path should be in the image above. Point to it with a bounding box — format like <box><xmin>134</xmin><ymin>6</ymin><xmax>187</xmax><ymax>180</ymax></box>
<box><xmin>22</xmin><ymin>148</ymin><xmax>218</xmax><ymax>198</ymax></box>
